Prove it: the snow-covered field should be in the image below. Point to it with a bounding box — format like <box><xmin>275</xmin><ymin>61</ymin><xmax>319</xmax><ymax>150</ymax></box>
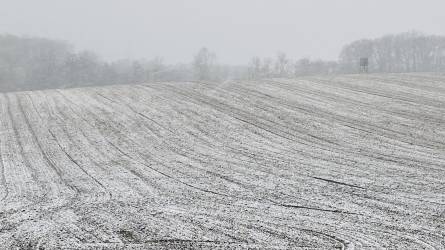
<box><xmin>0</xmin><ymin>74</ymin><xmax>444</xmax><ymax>249</ymax></box>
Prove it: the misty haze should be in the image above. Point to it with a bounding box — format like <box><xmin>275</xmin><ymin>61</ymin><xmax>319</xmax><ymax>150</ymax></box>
<box><xmin>0</xmin><ymin>1</ymin><xmax>444</xmax><ymax>249</ymax></box>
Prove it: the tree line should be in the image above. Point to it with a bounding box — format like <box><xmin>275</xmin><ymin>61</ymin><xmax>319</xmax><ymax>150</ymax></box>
<box><xmin>0</xmin><ymin>35</ymin><xmax>246</xmax><ymax>92</ymax></box>
<box><xmin>247</xmin><ymin>53</ymin><xmax>337</xmax><ymax>79</ymax></box>
<box><xmin>339</xmin><ymin>32</ymin><xmax>445</xmax><ymax>73</ymax></box>
<box><xmin>247</xmin><ymin>32</ymin><xmax>445</xmax><ymax>78</ymax></box>
<box><xmin>1</xmin><ymin>32</ymin><xmax>445</xmax><ymax>92</ymax></box>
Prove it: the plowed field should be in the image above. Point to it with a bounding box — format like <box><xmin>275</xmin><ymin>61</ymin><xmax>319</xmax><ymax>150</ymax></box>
<box><xmin>1</xmin><ymin>74</ymin><xmax>444</xmax><ymax>249</ymax></box>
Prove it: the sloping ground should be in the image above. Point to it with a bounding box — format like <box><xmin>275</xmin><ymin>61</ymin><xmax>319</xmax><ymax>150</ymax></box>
<box><xmin>0</xmin><ymin>74</ymin><xmax>444</xmax><ymax>249</ymax></box>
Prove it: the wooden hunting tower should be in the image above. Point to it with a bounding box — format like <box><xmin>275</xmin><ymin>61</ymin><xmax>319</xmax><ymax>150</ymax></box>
<box><xmin>360</xmin><ymin>58</ymin><xmax>369</xmax><ymax>73</ymax></box>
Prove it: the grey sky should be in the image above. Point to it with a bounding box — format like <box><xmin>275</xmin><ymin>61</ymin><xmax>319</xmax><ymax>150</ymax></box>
<box><xmin>0</xmin><ymin>0</ymin><xmax>444</xmax><ymax>64</ymax></box>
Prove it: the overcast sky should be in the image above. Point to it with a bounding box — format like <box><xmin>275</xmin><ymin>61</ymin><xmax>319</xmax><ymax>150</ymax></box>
<box><xmin>0</xmin><ymin>0</ymin><xmax>444</xmax><ymax>64</ymax></box>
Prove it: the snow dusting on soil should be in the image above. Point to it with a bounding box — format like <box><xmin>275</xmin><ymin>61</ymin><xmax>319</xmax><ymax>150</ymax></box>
<box><xmin>0</xmin><ymin>74</ymin><xmax>444</xmax><ymax>249</ymax></box>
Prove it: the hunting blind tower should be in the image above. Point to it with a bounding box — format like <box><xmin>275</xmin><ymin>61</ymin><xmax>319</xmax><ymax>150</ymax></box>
<box><xmin>360</xmin><ymin>58</ymin><xmax>369</xmax><ymax>73</ymax></box>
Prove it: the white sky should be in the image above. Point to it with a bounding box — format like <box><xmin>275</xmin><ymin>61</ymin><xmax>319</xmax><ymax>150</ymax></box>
<box><xmin>0</xmin><ymin>0</ymin><xmax>444</xmax><ymax>64</ymax></box>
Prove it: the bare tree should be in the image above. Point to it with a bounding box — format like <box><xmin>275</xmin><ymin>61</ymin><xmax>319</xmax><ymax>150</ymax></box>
<box><xmin>274</xmin><ymin>52</ymin><xmax>290</xmax><ymax>77</ymax></box>
<box><xmin>261</xmin><ymin>58</ymin><xmax>273</xmax><ymax>78</ymax></box>
<box><xmin>248</xmin><ymin>57</ymin><xmax>262</xmax><ymax>79</ymax></box>
<box><xmin>193</xmin><ymin>47</ymin><xmax>216</xmax><ymax>81</ymax></box>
